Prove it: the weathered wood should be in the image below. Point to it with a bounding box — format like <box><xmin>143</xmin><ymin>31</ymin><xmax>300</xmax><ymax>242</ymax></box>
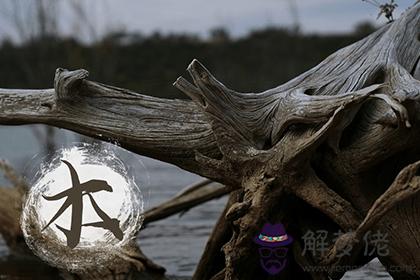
<box><xmin>192</xmin><ymin>190</ymin><xmax>241</xmax><ymax>280</ymax></box>
<box><xmin>0</xmin><ymin>3</ymin><xmax>419</xmax><ymax>279</ymax></box>
<box><xmin>0</xmin><ymin>79</ymin><xmax>220</xmax><ymax>177</ymax></box>
<box><xmin>322</xmin><ymin>160</ymin><xmax>420</xmax><ymax>278</ymax></box>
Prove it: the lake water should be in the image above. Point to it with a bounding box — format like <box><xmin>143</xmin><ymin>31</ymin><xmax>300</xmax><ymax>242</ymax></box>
<box><xmin>0</xmin><ymin>125</ymin><xmax>392</xmax><ymax>279</ymax></box>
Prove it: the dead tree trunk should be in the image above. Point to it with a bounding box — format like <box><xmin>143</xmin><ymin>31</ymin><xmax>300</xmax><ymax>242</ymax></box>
<box><xmin>0</xmin><ymin>3</ymin><xmax>419</xmax><ymax>279</ymax></box>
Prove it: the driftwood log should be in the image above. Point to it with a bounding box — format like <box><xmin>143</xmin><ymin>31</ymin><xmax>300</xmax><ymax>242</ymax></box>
<box><xmin>0</xmin><ymin>3</ymin><xmax>420</xmax><ymax>279</ymax></box>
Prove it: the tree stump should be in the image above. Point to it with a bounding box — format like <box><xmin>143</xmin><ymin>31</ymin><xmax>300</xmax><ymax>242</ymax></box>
<box><xmin>0</xmin><ymin>3</ymin><xmax>419</xmax><ymax>279</ymax></box>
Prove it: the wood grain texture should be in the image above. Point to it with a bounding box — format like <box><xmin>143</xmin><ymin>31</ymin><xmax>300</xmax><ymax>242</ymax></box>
<box><xmin>0</xmin><ymin>3</ymin><xmax>419</xmax><ymax>280</ymax></box>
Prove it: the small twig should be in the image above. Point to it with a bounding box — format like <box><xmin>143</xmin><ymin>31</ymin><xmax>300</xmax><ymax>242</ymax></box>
<box><xmin>142</xmin><ymin>182</ymin><xmax>230</xmax><ymax>227</ymax></box>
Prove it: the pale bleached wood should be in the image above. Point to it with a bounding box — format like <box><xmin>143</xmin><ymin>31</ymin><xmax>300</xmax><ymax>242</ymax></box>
<box><xmin>0</xmin><ymin>3</ymin><xmax>419</xmax><ymax>280</ymax></box>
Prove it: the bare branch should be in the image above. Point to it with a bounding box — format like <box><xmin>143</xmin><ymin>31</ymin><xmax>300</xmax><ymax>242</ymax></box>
<box><xmin>0</xmin><ymin>70</ymin><xmax>221</xmax><ymax>178</ymax></box>
<box><xmin>143</xmin><ymin>181</ymin><xmax>229</xmax><ymax>227</ymax></box>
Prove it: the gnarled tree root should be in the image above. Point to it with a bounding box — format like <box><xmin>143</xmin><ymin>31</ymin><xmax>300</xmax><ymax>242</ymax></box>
<box><xmin>0</xmin><ymin>3</ymin><xmax>419</xmax><ymax>280</ymax></box>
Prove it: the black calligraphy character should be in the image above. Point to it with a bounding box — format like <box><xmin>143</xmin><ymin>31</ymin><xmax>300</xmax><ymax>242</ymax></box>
<box><xmin>82</xmin><ymin>193</ymin><xmax>124</xmax><ymax>240</ymax></box>
<box><xmin>42</xmin><ymin>160</ymin><xmax>123</xmax><ymax>248</ymax></box>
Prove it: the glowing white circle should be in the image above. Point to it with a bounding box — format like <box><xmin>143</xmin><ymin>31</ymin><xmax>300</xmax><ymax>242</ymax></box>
<box><xmin>20</xmin><ymin>143</ymin><xmax>144</xmax><ymax>271</ymax></box>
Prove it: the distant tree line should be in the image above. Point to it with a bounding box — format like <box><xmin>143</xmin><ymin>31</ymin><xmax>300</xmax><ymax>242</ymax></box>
<box><xmin>0</xmin><ymin>23</ymin><xmax>377</xmax><ymax>99</ymax></box>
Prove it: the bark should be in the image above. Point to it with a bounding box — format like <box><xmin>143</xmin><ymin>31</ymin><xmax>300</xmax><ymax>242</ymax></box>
<box><xmin>0</xmin><ymin>3</ymin><xmax>419</xmax><ymax>279</ymax></box>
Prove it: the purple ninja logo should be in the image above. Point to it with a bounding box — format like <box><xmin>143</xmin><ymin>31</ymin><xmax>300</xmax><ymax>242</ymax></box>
<box><xmin>254</xmin><ymin>223</ymin><xmax>293</xmax><ymax>275</ymax></box>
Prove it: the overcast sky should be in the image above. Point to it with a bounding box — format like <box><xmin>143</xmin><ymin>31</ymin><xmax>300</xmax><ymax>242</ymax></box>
<box><xmin>0</xmin><ymin>0</ymin><xmax>416</xmax><ymax>42</ymax></box>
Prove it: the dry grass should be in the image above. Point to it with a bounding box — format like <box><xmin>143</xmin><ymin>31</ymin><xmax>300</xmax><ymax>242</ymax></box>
<box><xmin>0</xmin><ymin>159</ymin><xmax>27</xmax><ymax>250</ymax></box>
<box><xmin>0</xmin><ymin>159</ymin><xmax>27</xmax><ymax>193</ymax></box>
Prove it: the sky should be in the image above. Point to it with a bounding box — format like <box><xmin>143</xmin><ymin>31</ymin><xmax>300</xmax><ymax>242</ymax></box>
<box><xmin>0</xmin><ymin>0</ymin><xmax>416</xmax><ymax>42</ymax></box>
